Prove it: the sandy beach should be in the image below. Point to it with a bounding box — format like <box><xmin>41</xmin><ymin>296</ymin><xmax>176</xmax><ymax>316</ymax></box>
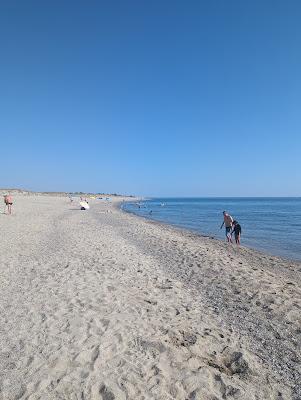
<box><xmin>0</xmin><ymin>195</ymin><xmax>300</xmax><ymax>400</ymax></box>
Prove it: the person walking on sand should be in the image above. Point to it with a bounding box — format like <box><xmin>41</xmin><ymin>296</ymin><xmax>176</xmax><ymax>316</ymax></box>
<box><xmin>4</xmin><ymin>193</ymin><xmax>13</xmax><ymax>215</ymax></box>
<box><xmin>220</xmin><ymin>211</ymin><xmax>233</xmax><ymax>243</ymax></box>
<box><xmin>232</xmin><ymin>220</ymin><xmax>242</xmax><ymax>245</ymax></box>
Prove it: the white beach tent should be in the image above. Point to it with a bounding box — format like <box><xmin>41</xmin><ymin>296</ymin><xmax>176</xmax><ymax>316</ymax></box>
<box><xmin>80</xmin><ymin>201</ymin><xmax>90</xmax><ymax>210</ymax></box>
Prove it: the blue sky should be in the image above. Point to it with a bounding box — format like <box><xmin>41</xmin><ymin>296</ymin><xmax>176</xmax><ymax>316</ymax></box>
<box><xmin>0</xmin><ymin>1</ymin><xmax>300</xmax><ymax>196</ymax></box>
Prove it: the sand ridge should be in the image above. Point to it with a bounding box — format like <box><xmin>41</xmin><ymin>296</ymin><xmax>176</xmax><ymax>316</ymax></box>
<box><xmin>0</xmin><ymin>195</ymin><xmax>300</xmax><ymax>400</ymax></box>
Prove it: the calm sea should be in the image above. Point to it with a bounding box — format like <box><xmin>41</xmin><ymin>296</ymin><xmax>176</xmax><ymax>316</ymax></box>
<box><xmin>122</xmin><ymin>198</ymin><xmax>301</xmax><ymax>261</ymax></box>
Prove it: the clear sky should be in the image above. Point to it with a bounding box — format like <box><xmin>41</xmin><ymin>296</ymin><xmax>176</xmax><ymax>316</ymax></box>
<box><xmin>0</xmin><ymin>1</ymin><xmax>300</xmax><ymax>196</ymax></box>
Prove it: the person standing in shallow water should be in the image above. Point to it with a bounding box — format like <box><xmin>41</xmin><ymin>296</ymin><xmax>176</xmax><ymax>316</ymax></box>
<box><xmin>232</xmin><ymin>220</ymin><xmax>242</xmax><ymax>245</ymax></box>
<box><xmin>220</xmin><ymin>211</ymin><xmax>233</xmax><ymax>243</ymax></box>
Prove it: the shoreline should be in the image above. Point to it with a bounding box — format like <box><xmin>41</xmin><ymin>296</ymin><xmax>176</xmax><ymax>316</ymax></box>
<box><xmin>0</xmin><ymin>195</ymin><xmax>300</xmax><ymax>399</ymax></box>
<box><xmin>120</xmin><ymin>202</ymin><xmax>301</xmax><ymax>265</ymax></box>
<box><xmin>119</xmin><ymin>204</ymin><xmax>301</xmax><ymax>398</ymax></box>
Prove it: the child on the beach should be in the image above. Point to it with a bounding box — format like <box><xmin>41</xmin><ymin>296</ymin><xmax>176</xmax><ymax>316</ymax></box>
<box><xmin>232</xmin><ymin>220</ymin><xmax>241</xmax><ymax>244</ymax></box>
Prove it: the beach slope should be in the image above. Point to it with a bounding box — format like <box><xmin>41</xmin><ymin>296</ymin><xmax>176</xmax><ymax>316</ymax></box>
<box><xmin>0</xmin><ymin>196</ymin><xmax>300</xmax><ymax>400</ymax></box>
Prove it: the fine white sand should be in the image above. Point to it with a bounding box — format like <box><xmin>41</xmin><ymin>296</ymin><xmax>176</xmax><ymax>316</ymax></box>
<box><xmin>0</xmin><ymin>195</ymin><xmax>300</xmax><ymax>400</ymax></box>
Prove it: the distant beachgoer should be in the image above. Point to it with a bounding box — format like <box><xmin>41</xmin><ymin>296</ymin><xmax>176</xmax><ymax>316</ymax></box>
<box><xmin>220</xmin><ymin>211</ymin><xmax>233</xmax><ymax>243</ymax></box>
<box><xmin>4</xmin><ymin>194</ymin><xmax>13</xmax><ymax>215</ymax></box>
<box><xmin>80</xmin><ymin>200</ymin><xmax>89</xmax><ymax>210</ymax></box>
<box><xmin>232</xmin><ymin>220</ymin><xmax>242</xmax><ymax>244</ymax></box>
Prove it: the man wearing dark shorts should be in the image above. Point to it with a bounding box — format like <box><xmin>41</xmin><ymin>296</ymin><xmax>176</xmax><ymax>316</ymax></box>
<box><xmin>4</xmin><ymin>194</ymin><xmax>13</xmax><ymax>215</ymax></box>
<box><xmin>220</xmin><ymin>211</ymin><xmax>233</xmax><ymax>243</ymax></box>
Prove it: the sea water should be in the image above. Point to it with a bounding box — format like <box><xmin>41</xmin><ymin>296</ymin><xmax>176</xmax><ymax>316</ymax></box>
<box><xmin>123</xmin><ymin>198</ymin><xmax>301</xmax><ymax>261</ymax></box>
